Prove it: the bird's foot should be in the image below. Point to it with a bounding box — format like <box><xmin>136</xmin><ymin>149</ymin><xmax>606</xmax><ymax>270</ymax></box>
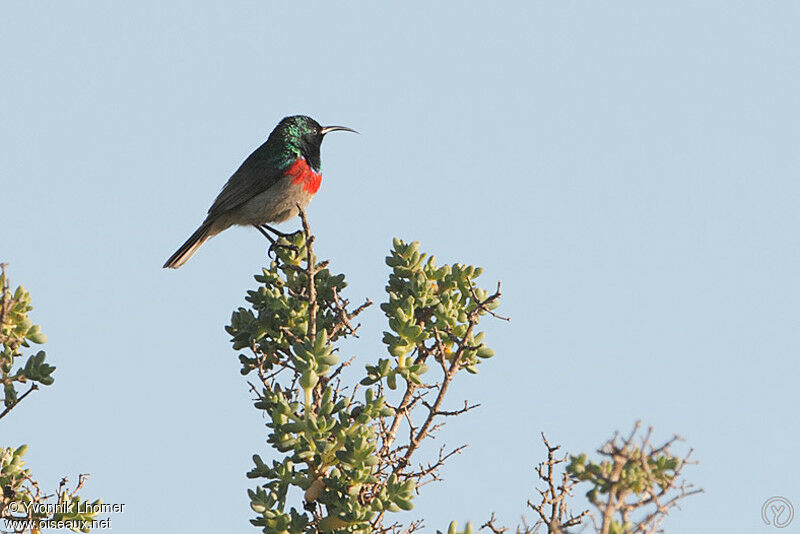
<box><xmin>260</xmin><ymin>224</ymin><xmax>296</xmax><ymax>239</ymax></box>
<box><xmin>253</xmin><ymin>224</ymin><xmax>301</xmax><ymax>259</ymax></box>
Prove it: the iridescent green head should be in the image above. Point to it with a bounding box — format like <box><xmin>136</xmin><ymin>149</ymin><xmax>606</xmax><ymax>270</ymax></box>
<box><xmin>268</xmin><ymin>115</ymin><xmax>356</xmax><ymax>171</ymax></box>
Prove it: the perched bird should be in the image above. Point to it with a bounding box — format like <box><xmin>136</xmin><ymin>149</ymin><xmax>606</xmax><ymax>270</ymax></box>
<box><xmin>163</xmin><ymin>115</ymin><xmax>356</xmax><ymax>268</ymax></box>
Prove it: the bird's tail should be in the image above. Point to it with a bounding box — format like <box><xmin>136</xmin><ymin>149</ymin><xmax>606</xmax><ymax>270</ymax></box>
<box><xmin>163</xmin><ymin>222</ymin><xmax>215</xmax><ymax>269</ymax></box>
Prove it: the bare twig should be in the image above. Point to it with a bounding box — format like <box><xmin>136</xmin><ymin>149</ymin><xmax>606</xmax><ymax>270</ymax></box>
<box><xmin>0</xmin><ymin>384</ymin><xmax>38</xmax><ymax>421</ymax></box>
<box><xmin>297</xmin><ymin>206</ymin><xmax>317</xmax><ymax>340</ymax></box>
<box><xmin>525</xmin><ymin>434</ymin><xmax>589</xmax><ymax>534</ymax></box>
<box><xmin>468</xmin><ymin>281</ymin><xmax>510</xmax><ymax>322</ymax></box>
<box><xmin>482</xmin><ymin>513</ymin><xmax>509</xmax><ymax>534</ymax></box>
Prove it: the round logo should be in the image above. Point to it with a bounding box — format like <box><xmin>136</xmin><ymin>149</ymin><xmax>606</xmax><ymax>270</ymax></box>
<box><xmin>762</xmin><ymin>496</ymin><xmax>794</xmax><ymax>528</ymax></box>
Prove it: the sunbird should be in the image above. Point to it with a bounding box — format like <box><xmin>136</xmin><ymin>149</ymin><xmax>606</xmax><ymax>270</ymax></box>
<box><xmin>163</xmin><ymin>115</ymin><xmax>356</xmax><ymax>268</ymax></box>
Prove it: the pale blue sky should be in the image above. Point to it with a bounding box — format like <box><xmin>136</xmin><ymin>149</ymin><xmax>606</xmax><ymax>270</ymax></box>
<box><xmin>2</xmin><ymin>2</ymin><xmax>799</xmax><ymax>533</ymax></box>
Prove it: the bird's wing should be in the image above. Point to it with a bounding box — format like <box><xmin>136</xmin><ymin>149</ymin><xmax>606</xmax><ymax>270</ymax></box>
<box><xmin>206</xmin><ymin>153</ymin><xmax>285</xmax><ymax>218</ymax></box>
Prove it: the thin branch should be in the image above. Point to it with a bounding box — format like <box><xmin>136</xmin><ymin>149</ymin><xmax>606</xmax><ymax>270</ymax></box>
<box><xmin>0</xmin><ymin>384</ymin><xmax>39</xmax><ymax>421</ymax></box>
<box><xmin>482</xmin><ymin>513</ymin><xmax>509</xmax><ymax>534</ymax></box>
<box><xmin>468</xmin><ymin>280</ymin><xmax>510</xmax><ymax>321</ymax></box>
<box><xmin>297</xmin><ymin>206</ymin><xmax>317</xmax><ymax>340</ymax></box>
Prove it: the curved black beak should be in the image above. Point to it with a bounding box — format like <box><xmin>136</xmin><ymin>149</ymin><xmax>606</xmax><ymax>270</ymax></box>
<box><xmin>320</xmin><ymin>125</ymin><xmax>358</xmax><ymax>135</ymax></box>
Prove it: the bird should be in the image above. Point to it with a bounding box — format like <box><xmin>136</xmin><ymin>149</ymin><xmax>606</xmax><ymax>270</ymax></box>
<box><xmin>163</xmin><ymin>115</ymin><xmax>356</xmax><ymax>269</ymax></box>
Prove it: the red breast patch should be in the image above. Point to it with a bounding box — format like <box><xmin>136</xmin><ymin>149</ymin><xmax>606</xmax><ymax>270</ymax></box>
<box><xmin>285</xmin><ymin>157</ymin><xmax>322</xmax><ymax>195</ymax></box>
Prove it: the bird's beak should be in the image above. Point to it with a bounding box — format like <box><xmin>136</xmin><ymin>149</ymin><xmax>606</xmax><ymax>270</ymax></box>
<box><xmin>320</xmin><ymin>125</ymin><xmax>358</xmax><ymax>135</ymax></box>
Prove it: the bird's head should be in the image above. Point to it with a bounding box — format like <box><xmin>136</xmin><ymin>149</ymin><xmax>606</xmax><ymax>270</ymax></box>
<box><xmin>271</xmin><ymin>115</ymin><xmax>356</xmax><ymax>171</ymax></box>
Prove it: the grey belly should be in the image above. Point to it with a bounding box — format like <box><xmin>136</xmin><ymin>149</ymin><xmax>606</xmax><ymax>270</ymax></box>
<box><xmin>209</xmin><ymin>180</ymin><xmax>313</xmax><ymax>234</ymax></box>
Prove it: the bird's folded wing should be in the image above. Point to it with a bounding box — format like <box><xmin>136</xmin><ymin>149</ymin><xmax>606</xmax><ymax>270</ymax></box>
<box><xmin>206</xmin><ymin>157</ymin><xmax>284</xmax><ymax>218</ymax></box>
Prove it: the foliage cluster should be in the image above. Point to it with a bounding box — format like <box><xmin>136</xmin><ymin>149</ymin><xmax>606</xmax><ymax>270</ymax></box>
<box><xmin>227</xmin><ymin>215</ymin><xmax>502</xmax><ymax>534</ymax></box>
<box><xmin>227</xmin><ymin>215</ymin><xmax>699</xmax><ymax>534</ymax></box>
<box><xmin>0</xmin><ymin>265</ymin><xmax>100</xmax><ymax>533</ymax></box>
